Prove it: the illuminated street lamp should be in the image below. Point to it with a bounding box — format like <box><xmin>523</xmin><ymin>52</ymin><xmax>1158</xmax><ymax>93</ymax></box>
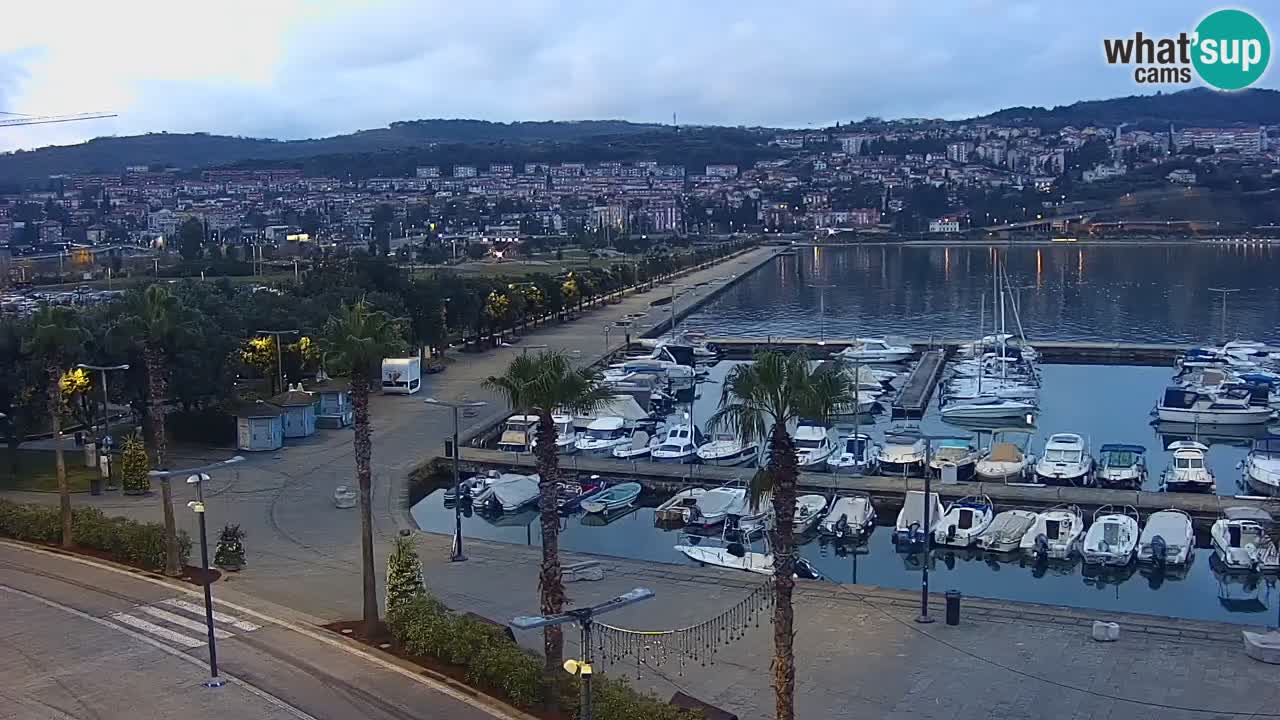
<box><xmin>424</xmin><ymin>397</ymin><xmax>488</xmax><ymax>561</ymax></box>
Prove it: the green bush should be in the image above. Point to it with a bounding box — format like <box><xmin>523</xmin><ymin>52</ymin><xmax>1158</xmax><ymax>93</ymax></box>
<box><xmin>0</xmin><ymin>500</ymin><xmax>191</xmax><ymax>571</ymax></box>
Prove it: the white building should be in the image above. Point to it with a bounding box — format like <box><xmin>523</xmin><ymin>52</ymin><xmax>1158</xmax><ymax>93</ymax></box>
<box><xmin>705</xmin><ymin>164</ymin><xmax>739</xmax><ymax>179</ymax></box>
<box><xmin>415</xmin><ymin>166</ymin><xmax>440</xmax><ymax>178</ymax></box>
<box><xmin>929</xmin><ymin>218</ymin><xmax>961</xmax><ymax>234</ymax></box>
<box><xmin>453</xmin><ymin>165</ymin><xmax>477</xmax><ymax>178</ymax></box>
<box><xmin>1166</xmin><ymin>168</ymin><xmax>1197</xmax><ymax>184</ymax></box>
<box><xmin>1082</xmin><ymin>163</ymin><xmax>1127</xmax><ymax>183</ymax></box>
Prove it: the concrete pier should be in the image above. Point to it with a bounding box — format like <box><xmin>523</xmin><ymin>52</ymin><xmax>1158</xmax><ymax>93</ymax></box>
<box><xmin>701</xmin><ymin>337</ymin><xmax>1208</xmax><ymax>366</ymax></box>
<box><xmin>891</xmin><ymin>348</ymin><xmax>946</xmax><ymax>417</ymax></box>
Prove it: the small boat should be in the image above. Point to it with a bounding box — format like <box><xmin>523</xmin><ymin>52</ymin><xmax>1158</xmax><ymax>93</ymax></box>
<box><xmin>696</xmin><ymin>432</ymin><xmax>758</xmax><ymax>466</ymax></box>
<box><xmin>975</xmin><ymin>428</ymin><xmax>1034</xmax><ymax>482</ymax></box>
<box><xmin>557</xmin><ymin>476</ymin><xmax>608</xmax><ymax>512</ymax></box>
<box><xmin>893</xmin><ymin>490</ymin><xmax>944</xmax><ymax>545</ymax></box>
<box><xmin>1081</xmin><ymin>505</ymin><xmax>1140</xmax><ymax>567</ymax></box>
<box><xmin>940</xmin><ymin>396</ymin><xmax>1037</xmax><ymax>421</ymax></box>
<box><xmin>1094</xmin><ymin>444</ymin><xmax>1147</xmax><ymax>489</ymax></box>
<box><xmin>1033</xmin><ymin>433</ymin><xmax>1094</xmax><ymax>486</ymax></box>
<box><xmin>1160</xmin><ymin>440</ymin><xmax>1215</xmax><ymax>493</ymax></box>
<box><xmin>1242</xmin><ymin>438</ymin><xmax>1280</xmax><ymax>496</ymax></box>
<box><xmin>674</xmin><ymin>534</ymin><xmax>821</xmax><ymax>579</ymax></box>
<box><xmin>792</xmin><ymin>421</ymin><xmax>837</xmax><ymax>471</ymax></box>
<box><xmin>1136</xmin><ymin>509</ymin><xmax>1194</xmax><ymax>567</ymax></box>
<box><xmin>818</xmin><ymin>494</ymin><xmax>876</xmax><ymax>539</ymax></box>
<box><xmin>474</xmin><ymin>474</ymin><xmax>541</xmax><ymax>513</ymax></box>
<box><xmin>650</xmin><ymin>423</ymin><xmax>706</xmax><ymax>464</ymax></box>
<box><xmin>683</xmin><ymin>485</ymin><xmax>747</xmax><ymax>528</ymax></box>
<box><xmin>552</xmin><ymin>414</ymin><xmax>579</xmax><ymax>454</ymax></box>
<box><xmin>1155</xmin><ymin>386</ymin><xmax>1274</xmax><ymax>425</ymax></box>
<box><xmin>580</xmin><ymin>482</ymin><xmax>642</xmax><ymax>514</ymax></box>
<box><xmin>612</xmin><ymin>423</ymin><xmax>661</xmax><ymax>460</ymax></box>
<box><xmin>653</xmin><ymin>488</ymin><xmax>709</xmax><ymax>525</ymax></box>
<box><xmin>443</xmin><ymin>471</ymin><xmax>497</xmax><ymax>503</ymax></box>
<box><xmin>574</xmin><ymin>417</ymin><xmax>631</xmax><ymax>456</ymax></box>
<box><xmin>877</xmin><ymin>429</ymin><xmax>927</xmax><ymax>477</ymax></box>
<box><xmin>1019</xmin><ymin>505</ymin><xmax>1085</xmax><ymax>561</ymax></box>
<box><xmin>975</xmin><ymin>509</ymin><xmax>1037</xmax><ymax>553</ymax></box>
<box><xmin>837</xmin><ymin>337</ymin><xmax>914</xmax><ymax>363</ymax></box>
<box><xmin>1211</xmin><ymin>506</ymin><xmax>1280</xmax><ymax>572</ymax></box>
<box><xmin>928</xmin><ymin>438</ymin><xmax>979</xmax><ymax>481</ymax></box>
<box><xmin>495</xmin><ymin>414</ymin><xmax>538</xmax><ymax>453</ymax></box>
<box><xmin>793</xmin><ymin>494</ymin><xmax>829</xmax><ymax>534</ymax></box>
<box><xmin>827</xmin><ymin>433</ymin><xmax>880</xmax><ymax>474</ymax></box>
<box><xmin>932</xmin><ymin>495</ymin><xmax>994</xmax><ymax>548</ymax></box>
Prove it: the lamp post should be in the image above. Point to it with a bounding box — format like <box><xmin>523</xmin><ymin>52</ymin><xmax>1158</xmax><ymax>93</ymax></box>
<box><xmin>148</xmin><ymin>456</ymin><xmax>245</xmax><ymax>687</ymax></box>
<box><xmin>1207</xmin><ymin>287</ymin><xmax>1240</xmax><ymax>341</ymax></box>
<box><xmin>75</xmin><ymin>363</ymin><xmax>129</xmax><ymax>481</ymax></box>
<box><xmin>512</xmin><ymin>588</ymin><xmax>655</xmax><ymax>720</ymax></box>
<box><xmin>424</xmin><ymin>398</ymin><xmax>487</xmax><ymax>561</ymax></box>
<box><xmin>255</xmin><ymin>329</ymin><xmax>298</xmax><ymax>395</ymax></box>
<box><xmin>807</xmin><ymin>283</ymin><xmax>835</xmax><ymax>345</ymax></box>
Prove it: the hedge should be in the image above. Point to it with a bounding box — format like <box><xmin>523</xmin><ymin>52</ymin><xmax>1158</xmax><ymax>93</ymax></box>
<box><xmin>0</xmin><ymin>500</ymin><xmax>191</xmax><ymax>571</ymax></box>
<box><xmin>386</xmin><ymin>595</ymin><xmax>698</xmax><ymax>720</ymax></box>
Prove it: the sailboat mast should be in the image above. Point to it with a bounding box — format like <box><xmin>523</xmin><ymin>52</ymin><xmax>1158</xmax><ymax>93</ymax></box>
<box><xmin>977</xmin><ymin>292</ymin><xmax>985</xmax><ymax>395</ymax></box>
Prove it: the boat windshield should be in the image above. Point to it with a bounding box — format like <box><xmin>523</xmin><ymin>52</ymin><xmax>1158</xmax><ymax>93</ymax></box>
<box><xmin>585</xmin><ymin>428</ymin><xmax>622</xmax><ymax>440</ymax></box>
<box><xmin>1104</xmin><ymin>451</ymin><xmax>1137</xmax><ymax>467</ymax></box>
<box><xmin>795</xmin><ymin>439</ymin><xmax>825</xmax><ymax>449</ymax></box>
<box><xmin>844</xmin><ymin>438</ymin><xmax>867</xmax><ymax>454</ymax></box>
<box><xmin>505</xmin><ymin>419</ymin><xmax>535</xmax><ymax>431</ymax></box>
<box><xmin>658</xmin><ymin>443</ymin><xmax>687</xmax><ymax>453</ymax></box>
<box><xmin>1175</xmin><ymin>456</ymin><xmax>1204</xmax><ymax>469</ymax></box>
<box><xmin>1045</xmin><ymin>449</ymin><xmax>1080</xmax><ymax>463</ymax></box>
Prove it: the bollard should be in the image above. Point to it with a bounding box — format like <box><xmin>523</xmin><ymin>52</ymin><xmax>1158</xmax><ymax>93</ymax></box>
<box><xmin>945</xmin><ymin>590</ymin><xmax>961</xmax><ymax>626</ymax></box>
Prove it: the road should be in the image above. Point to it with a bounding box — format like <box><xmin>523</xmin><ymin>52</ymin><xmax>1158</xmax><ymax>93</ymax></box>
<box><xmin>0</xmin><ymin>542</ymin><xmax>506</xmax><ymax>720</ymax></box>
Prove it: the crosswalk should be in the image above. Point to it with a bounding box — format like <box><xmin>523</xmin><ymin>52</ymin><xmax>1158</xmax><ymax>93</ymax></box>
<box><xmin>109</xmin><ymin>597</ymin><xmax>261</xmax><ymax>649</ymax></box>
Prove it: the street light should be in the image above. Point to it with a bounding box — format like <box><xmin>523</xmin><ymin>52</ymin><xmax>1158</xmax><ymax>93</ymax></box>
<box><xmin>76</xmin><ymin>363</ymin><xmax>129</xmax><ymax>488</ymax></box>
<box><xmin>512</xmin><ymin>588</ymin><xmax>656</xmax><ymax>720</ymax></box>
<box><xmin>255</xmin><ymin>329</ymin><xmax>298</xmax><ymax>395</ymax></box>
<box><xmin>424</xmin><ymin>397</ymin><xmax>488</xmax><ymax>561</ymax></box>
<box><xmin>807</xmin><ymin>283</ymin><xmax>835</xmax><ymax>345</ymax></box>
<box><xmin>149</xmin><ymin>456</ymin><xmax>245</xmax><ymax>687</ymax></box>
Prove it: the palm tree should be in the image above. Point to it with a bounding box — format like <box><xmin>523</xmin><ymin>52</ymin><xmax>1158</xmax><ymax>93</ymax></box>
<box><xmin>113</xmin><ymin>285</ymin><xmax>193</xmax><ymax>576</ymax></box>
<box><xmin>483</xmin><ymin>351</ymin><xmax>611</xmax><ymax>669</ymax></box>
<box><xmin>705</xmin><ymin>351</ymin><xmax>854</xmax><ymax>720</ymax></box>
<box><xmin>23</xmin><ymin>306</ymin><xmax>87</xmax><ymax>549</ymax></box>
<box><xmin>320</xmin><ymin>298</ymin><xmax>406</xmax><ymax>637</ymax></box>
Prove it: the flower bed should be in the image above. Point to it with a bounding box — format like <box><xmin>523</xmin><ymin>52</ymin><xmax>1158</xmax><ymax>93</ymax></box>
<box><xmin>0</xmin><ymin>499</ymin><xmax>191</xmax><ymax>572</ymax></box>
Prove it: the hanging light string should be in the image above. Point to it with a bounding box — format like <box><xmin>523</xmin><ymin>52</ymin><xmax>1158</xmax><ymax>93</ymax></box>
<box><xmin>595</xmin><ymin>580</ymin><xmax>773</xmax><ymax>677</ymax></box>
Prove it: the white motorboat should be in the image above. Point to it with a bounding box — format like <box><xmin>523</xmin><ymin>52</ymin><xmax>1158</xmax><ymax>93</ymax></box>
<box><xmin>827</xmin><ymin>433</ymin><xmax>880</xmax><ymax>474</ymax></box>
<box><xmin>651</xmin><ymin>423</ymin><xmax>706</xmax><ymax>464</ymax></box>
<box><xmin>685</xmin><ymin>484</ymin><xmax>748</xmax><ymax>528</ymax></box>
<box><xmin>552</xmin><ymin>415</ymin><xmax>579</xmax><ymax>454</ymax></box>
<box><xmin>474</xmin><ymin>474</ymin><xmax>541</xmax><ymax>513</ymax></box>
<box><xmin>696</xmin><ymin>433</ymin><xmax>758</xmax><ymax>467</ymax></box>
<box><xmin>653</xmin><ymin>488</ymin><xmax>709</xmax><ymax>525</ymax></box>
<box><xmin>1136</xmin><ymin>510</ymin><xmax>1194</xmax><ymax>566</ymax></box>
<box><xmin>1211</xmin><ymin>506</ymin><xmax>1280</xmax><ymax>572</ymax></box>
<box><xmin>1243</xmin><ymin>438</ymin><xmax>1280</xmax><ymax>496</ymax></box>
<box><xmin>1094</xmin><ymin>444</ymin><xmax>1147</xmax><ymax>489</ymax></box>
<box><xmin>444</xmin><ymin>470</ymin><xmax>503</xmax><ymax>503</ymax></box>
<box><xmin>944</xmin><ymin>379</ymin><xmax>1039</xmax><ymax>402</ymax></box>
<box><xmin>1019</xmin><ymin>505</ymin><xmax>1085</xmax><ymax>561</ymax></box>
<box><xmin>941</xmin><ymin>395</ymin><xmax>1037</xmax><ymax>421</ymax></box>
<box><xmin>574</xmin><ymin>417</ymin><xmax>631</xmax><ymax>456</ymax></box>
<box><xmin>495</xmin><ymin>414</ymin><xmax>538</xmax><ymax>453</ymax></box>
<box><xmin>674</xmin><ymin>536</ymin><xmax>821</xmax><ymax>579</ymax></box>
<box><xmin>975</xmin><ymin>429</ymin><xmax>1034</xmax><ymax>482</ymax></box>
<box><xmin>604</xmin><ymin>356</ymin><xmax>696</xmax><ymax>391</ymax></box>
<box><xmin>844</xmin><ymin>365</ymin><xmax>896</xmax><ymax>393</ymax></box>
<box><xmin>893</xmin><ymin>490</ymin><xmax>944</xmax><ymax>545</ymax></box>
<box><xmin>834</xmin><ymin>392</ymin><xmax>882</xmax><ymax>416</ymax></box>
<box><xmin>837</xmin><ymin>337</ymin><xmax>914</xmax><ymax>363</ymax></box>
<box><xmin>933</xmin><ymin>495</ymin><xmax>994</xmax><ymax>548</ymax></box>
<box><xmin>928</xmin><ymin>438</ymin><xmax>980</xmax><ymax>481</ymax></box>
<box><xmin>1160</xmin><ymin>440</ymin><xmax>1215</xmax><ymax>493</ymax></box>
<box><xmin>1081</xmin><ymin>505</ymin><xmax>1140</xmax><ymax>567</ymax></box>
<box><xmin>975</xmin><ymin>509</ymin><xmax>1037</xmax><ymax>553</ymax></box>
<box><xmin>793</xmin><ymin>494</ymin><xmax>829</xmax><ymax>534</ymax></box>
<box><xmin>792</xmin><ymin>421</ymin><xmax>838</xmax><ymax>470</ymax></box>
<box><xmin>818</xmin><ymin>494</ymin><xmax>876</xmax><ymax>539</ymax></box>
<box><xmin>1033</xmin><ymin>433</ymin><xmax>1094</xmax><ymax>486</ymax></box>
<box><xmin>1156</xmin><ymin>386</ymin><xmax>1274</xmax><ymax>425</ymax></box>
<box><xmin>612</xmin><ymin>423</ymin><xmax>661</xmax><ymax>460</ymax></box>
<box><xmin>877</xmin><ymin>430</ymin><xmax>927</xmax><ymax>476</ymax></box>
<box><xmin>580</xmin><ymin>482</ymin><xmax>642</xmax><ymax>514</ymax></box>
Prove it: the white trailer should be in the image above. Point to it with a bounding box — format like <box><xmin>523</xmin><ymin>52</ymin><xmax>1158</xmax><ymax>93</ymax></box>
<box><xmin>381</xmin><ymin>357</ymin><xmax>422</xmax><ymax>395</ymax></box>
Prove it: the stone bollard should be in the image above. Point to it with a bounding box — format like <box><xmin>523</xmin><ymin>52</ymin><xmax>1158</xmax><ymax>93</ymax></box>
<box><xmin>1091</xmin><ymin>621</ymin><xmax>1120</xmax><ymax>642</ymax></box>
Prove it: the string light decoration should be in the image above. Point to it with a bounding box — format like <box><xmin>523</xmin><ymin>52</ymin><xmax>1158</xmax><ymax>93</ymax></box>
<box><xmin>594</xmin><ymin>581</ymin><xmax>772</xmax><ymax>677</ymax></box>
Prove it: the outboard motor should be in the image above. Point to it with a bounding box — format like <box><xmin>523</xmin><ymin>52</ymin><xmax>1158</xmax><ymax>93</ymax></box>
<box><xmin>946</xmin><ymin>525</ymin><xmax>958</xmax><ymax>542</ymax></box>
<box><xmin>834</xmin><ymin>514</ymin><xmax>851</xmax><ymax>540</ymax></box>
<box><xmin>1150</xmin><ymin>535</ymin><xmax>1167</xmax><ymax>568</ymax></box>
<box><xmin>686</xmin><ymin>505</ymin><xmax>703</xmax><ymax>525</ymax></box>
<box><xmin>1033</xmin><ymin>533</ymin><xmax>1049</xmax><ymax>562</ymax></box>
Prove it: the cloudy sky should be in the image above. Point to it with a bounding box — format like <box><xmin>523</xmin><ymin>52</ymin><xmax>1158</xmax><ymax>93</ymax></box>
<box><xmin>0</xmin><ymin>0</ymin><xmax>1273</xmax><ymax>151</ymax></box>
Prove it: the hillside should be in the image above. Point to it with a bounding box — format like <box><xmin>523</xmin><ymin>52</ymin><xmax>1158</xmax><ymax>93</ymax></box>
<box><xmin>976</xmin><ymin>87</ymin><xmax>1280</xmax><ymax>129</ymax></box>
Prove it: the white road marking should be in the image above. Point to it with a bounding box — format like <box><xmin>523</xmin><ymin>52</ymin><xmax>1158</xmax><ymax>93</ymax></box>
<box><xmin>140</xmin><ymin>606</ymin><xmax>233</xmax><ymax>639</ymax></box>
<box><xmin>109</xmin><ymin>611</ymin><xmax>205</xmax><ymax>648</ymax></box>
<box><xmin>160</xmin><ymin>597</ymin><xmax>260</xmax><ymax>631</ymax></box>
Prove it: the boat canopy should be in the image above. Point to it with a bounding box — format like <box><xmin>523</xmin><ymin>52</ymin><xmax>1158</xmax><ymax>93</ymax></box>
<box><xmin>1253</xmin><ymin>438</ymin><xmax>1280</xmax><ymax>457</ymax></box>
<box><xmin>1098</xmin><ymin>444</ymin><xmax>1144</xmax><ymax>466</ymax></box>
<box><xmin>1224</xmin><ymin>506</ymin><xmax>1273</xmax><ymax>524</ymax></box>
<box><xmin>843</xmin><ymin>435</ymin><xmax>870</xmax><ymax>454</ymax></box>
<box><xmin>1161</xmin><ymin>387</ymin><xmax>1201</xmax><ymax>409</ymax></box>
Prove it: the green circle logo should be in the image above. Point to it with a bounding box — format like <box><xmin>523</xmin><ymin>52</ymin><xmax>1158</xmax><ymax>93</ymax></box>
<box><xmin>1193</xmin><ymin>9</ymin><xmax>1270</xmax><ymax>90</ymax></box>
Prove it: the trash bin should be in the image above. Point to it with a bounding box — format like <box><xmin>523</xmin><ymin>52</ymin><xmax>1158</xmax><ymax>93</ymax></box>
<box><xmin>945</xmin><ymin>590</ymin><xmax>962</xmax><ymax>626</ymax></box>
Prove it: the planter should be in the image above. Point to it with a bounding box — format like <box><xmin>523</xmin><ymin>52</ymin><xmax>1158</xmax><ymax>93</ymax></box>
<box><xmin>90</xmin><ymin>478</ymin><xmax>103</xmax><ymax>496</ymax></box>
<box><xmin>215</xmin><ymin>562</ymin><xmax>243</xmax><ymax>573</ymax></box>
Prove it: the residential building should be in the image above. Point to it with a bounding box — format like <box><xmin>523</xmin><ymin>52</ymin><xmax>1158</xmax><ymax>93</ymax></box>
<box><xmin>928</xmin><ymin>218</ymin><xmax>961</xmax><ymax>233</ymax></box>
<box><xmin>705</xmin><ymin>164</ymin><xmax>739</xmax><ymax>179</ymax></box>
<box><xmin>40</xmin><ymin>221</ymin><xmax>63</xmax><ymax>244</ymax></box>
<box><xmin>415</xmin><ymin>166</ymin><xmax>440</xmax><ymax>178</ymax></box>
<box><xmin>453</xmin><ymin>165</ymin><xmax>478</xmax><ymax>178</ymax></box>
<box><xmin>1167</xmin><ymin>168</ymin><xmax>1197</xmax><ymax>184</ymax></box>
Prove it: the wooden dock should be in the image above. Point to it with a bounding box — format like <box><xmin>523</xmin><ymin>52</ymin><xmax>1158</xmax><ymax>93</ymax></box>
<box><xmin>457</xmin><ymin>448</ymin><xmax>1276</xmax><ymax>529</ymax></box>
<box><xmin>891</xmin><ymin>349</ymin><xmax>946</xmax><ymax>418</ymax></box>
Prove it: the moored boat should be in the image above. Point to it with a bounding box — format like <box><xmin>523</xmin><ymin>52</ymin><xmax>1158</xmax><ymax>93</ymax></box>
<box><xmin>932</xmin><ymin>495</ymin><xmax>994</xmax><ymax>548</ymax></box>
<box><xmin>1160</xmin><ymin>440</ymin><xmax>1215</xmax><ymax>493</ymax></box>
<box><xmin>1211</xmin><ymin>506</ymin><xmax>1280</xmax><ymax>572</ymax></box>
<box><xmin>1019</xmin><ymin>505</ymin><xmax>1084</xmax><ymax>561</ymax></box>
<box><xmin>975</xmin><ymin>509</ymin><xmax>1037</xmax><ymax>553</ymax></box>
<box><xmin>1136</xmin><ymin>509</ymin><xmax>1194</xmax><ymax>567</ymax></box>
<box><xmin>818</xmin><ymin>494</ymin><xmax>876</xmax><ymax>539</ymax></box>
<box><xmin>1081</xmin><ymin>505</ymin><xmax>1140</xmax><ymax>567</ymax></box>
<box><xmin>1033</xmin><ymin>433</ymin><xmax>1093</xmax><ymax>486</ymax></box>
<box><xmin>1094</xmin><ymin>443</ymin><xmax>1147</xmax><ymax>489</ymax></box>
<box><xmin>1242</xmin><ymin>438</ymin><xmax>1280</xmax><ymax>496</ymax></box>
<box><xmin>580</xmin><ymin>482</ymin><xmax>642</xmax><ymax>514</ymax></box>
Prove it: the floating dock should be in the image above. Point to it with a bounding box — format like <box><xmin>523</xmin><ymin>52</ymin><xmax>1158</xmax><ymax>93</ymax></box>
<box><xmin>701</xmin><ymin>338</ymin><xmax>1206</xmax><ymax>366</ymax></box>
<box><xmin>891</xmin><ymin>349</ymin><xmax>946</xmax><ymax>418</ymax></box>
<box><xmin>456</xmin><ymin>448</ymin><xmax>1275</xmax><ymax>530</ymax></box>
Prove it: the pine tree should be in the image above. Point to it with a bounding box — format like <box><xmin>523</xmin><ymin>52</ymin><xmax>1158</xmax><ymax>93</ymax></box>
<box><xmin>120</xmin><ymin>433</ymin><xmax>151</xmax><ymax>495</ymax></box>
<box><xmin>214</xmin><ymin>524</ymin><xmax>246</xmax><ymax>570</ymax></box>
<box><xmin>385</xmin><ymin>536</ymin><xmax>425</xmax><ymax>611</ymax></box>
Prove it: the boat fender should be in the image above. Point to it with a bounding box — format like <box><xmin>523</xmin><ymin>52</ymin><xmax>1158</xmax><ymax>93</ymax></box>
<box><xmin>727</xmin><ymin>542</ymin><xmax>746</xmax><ymax>558</ymax></box>
<box><xmin>1150</xmin><ymin>535</ymin><xmax>1167</xmax><ymax>567</ymax></box>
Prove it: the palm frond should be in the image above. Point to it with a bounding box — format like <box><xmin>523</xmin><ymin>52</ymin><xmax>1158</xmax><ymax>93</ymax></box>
<box><xmin>747</xmin><ymin>466</ymin><xmax>776</xmax><ymax>512</ymax></box>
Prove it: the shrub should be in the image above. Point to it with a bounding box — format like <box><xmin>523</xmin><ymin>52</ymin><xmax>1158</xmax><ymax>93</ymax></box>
<box><xmin>119</xmin><ymin>434</ymin><xmax>151</xmax><ymax>495</ymax></box>
<box><xmin>384</xmin><ymin>536</ymin><xmax>424</xmax><ymax>611</ymax></box>
<box><xmin>0</xmin><ymin>500</ymin><xmax>190</xmax><ymax>571</ymax></box>
<box><xmin>214</xmin><ymin>524</ymin><xmax>246</xmax><ymax>570</ymax></box>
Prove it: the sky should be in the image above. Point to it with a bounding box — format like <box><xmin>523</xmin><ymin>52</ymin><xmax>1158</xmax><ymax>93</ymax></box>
<box><xmin>0</xmin><ymin>0</ymin><xmax>1274</xmax><ymax>152</ymax></box>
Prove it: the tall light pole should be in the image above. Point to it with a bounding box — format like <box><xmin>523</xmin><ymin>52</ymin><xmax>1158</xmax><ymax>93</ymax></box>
<box><xmin>255</xmin><ymin>329</ymin><xmax>298</xmax><ymax>395</ymax></box>
<box><xmin>424</xmin><ymin>398</ymin><xmax>487</xmax><ymax>561</ymax></box>
<box><xmin>1207</xmin><ymin>287</ymin><xmax>1240</xmax><ymax>341</ymax></box>
<box><xmin>149</xmin><ymin>456</ymin><xmax>245</xmax><ymax>687</ymax></box>
<box><xmin>76</xmin><ymin>363</ymin><xmax>130</xmax><ymax>491</ymax></box>
<box><xmin>512</xmin><ymin>588</ymin><xmax>655</xmax><ymax>720</ymax></box>
<box><xmin>808</xmin><ymin>283</ymin><xmax>835</xmax><ymax>346</ymax></box>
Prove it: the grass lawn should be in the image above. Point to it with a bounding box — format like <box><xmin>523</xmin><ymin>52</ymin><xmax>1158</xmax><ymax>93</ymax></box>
<box><xmin>0</xmin><ymin>450</ymin><xmax>100</xmax><ymax>493</ymax></box>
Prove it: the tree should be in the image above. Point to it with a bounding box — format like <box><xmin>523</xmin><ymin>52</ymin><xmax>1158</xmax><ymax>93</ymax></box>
<box><xmin>112</xmin><ymin>286</ymin><xmax>194</xmax><ymax>576</ymax></box>
<box><xmin>119</xmin><ymin>432</ymin><xmax>151</xmax><ymax>495</ymax></box>
<box><xmin>385</xmin><ymin>535</ymin><xmax>425</xmax><ymax>611</ymax></box>
<box><xmin>320</xmin><ymin>299</ymin><xmax>407</xmax><ymax>636</ymax></box>
<box><xmin>483</xmin><ymin>351</ymin><xmax>611</xmax><ymax>669</ymax></box>
<box><xmin>705</xmin><ymin>351</ymin><xmax>854</xmax><ymax>720</ymax></box>
<box><xmin>465</xmin><ymin>243</ymin><xmax>487</xmax><ymax>261</ymax></box>
<box><xmin>23</xmin><ymin>306</ymin><xmax>87</xmax><ymax>549</ymax></box>
<box><xmin>177</xmin><ymin>218</ymin><xmax>204</xmax><ymax>261</ymax></box>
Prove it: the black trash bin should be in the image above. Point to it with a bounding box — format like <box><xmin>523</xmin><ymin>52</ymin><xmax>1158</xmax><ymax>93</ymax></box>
<box><xmin>945</xmin><ymin>590</ymin><xmax>961</xmax><ymax>626</ymax></box>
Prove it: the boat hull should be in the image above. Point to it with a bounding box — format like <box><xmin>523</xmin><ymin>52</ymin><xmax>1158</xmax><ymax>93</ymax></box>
<box><xmin>879</xmin><ymin>459</ymin><xmax>924</xmax><ymax>477</ymax></box>
<box><xmin>698</xmin><ymin>449</ymin><xmax>756</xmax><ymax>467</ymax></box>
<box><xmin>1156</xmin><ymin>407</ymin><xmax>1274</xmax><ymax>425</ymax></box>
